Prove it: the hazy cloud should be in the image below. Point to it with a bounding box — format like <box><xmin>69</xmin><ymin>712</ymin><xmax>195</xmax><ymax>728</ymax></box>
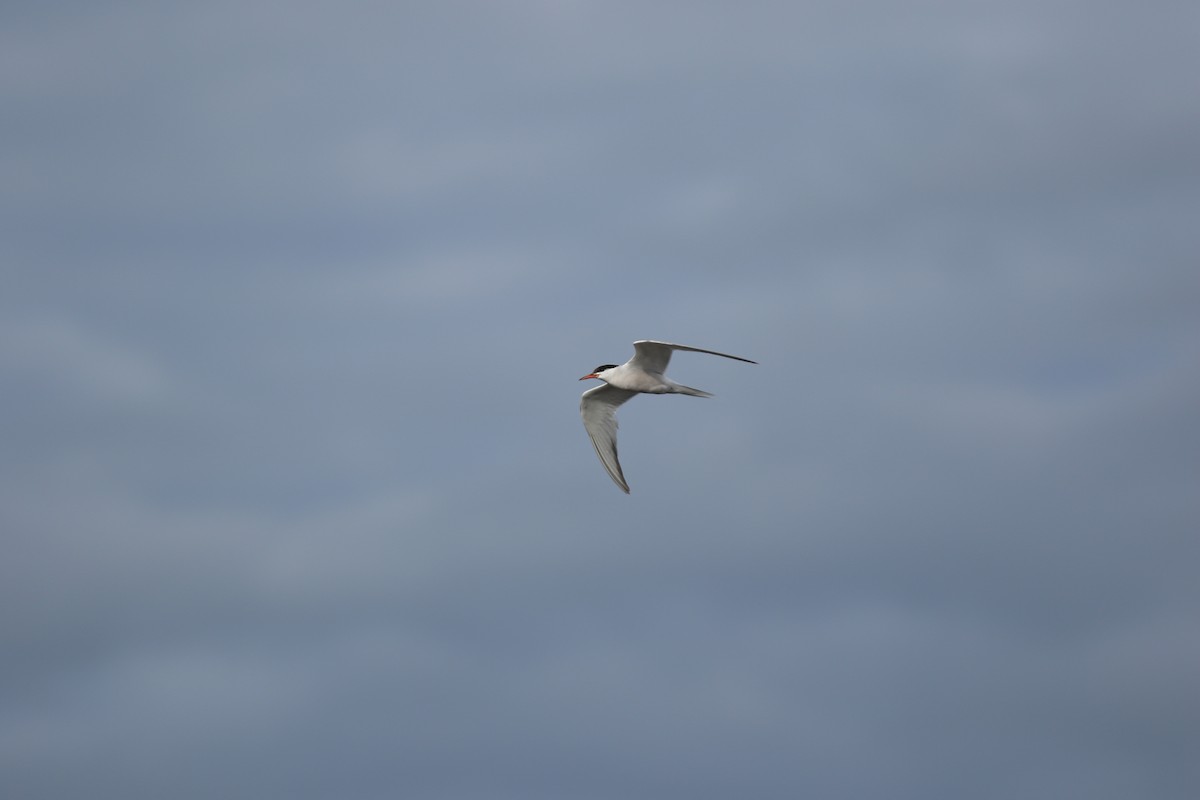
<box><xmin>2</xmin><ymin>2</ymin><xmax>1197</xmax><ymax>799</ymax></box>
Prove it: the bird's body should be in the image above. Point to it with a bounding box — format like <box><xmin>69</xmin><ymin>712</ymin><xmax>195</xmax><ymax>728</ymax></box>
<box><xmin>579</xmin><ymin>340</ymin><xmax>756</xmax><ymax>493</ymax></box>
<box><xmin>583</xmin><ymin>362</ymin><xmax>709</xmax><ymax>395</ymax></box>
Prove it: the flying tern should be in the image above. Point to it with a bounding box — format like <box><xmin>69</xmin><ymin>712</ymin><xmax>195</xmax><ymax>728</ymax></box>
<box><xmin>579</xmin><ymin>340</ymin><xmax>757</xmax><ymax>493</ymax></box>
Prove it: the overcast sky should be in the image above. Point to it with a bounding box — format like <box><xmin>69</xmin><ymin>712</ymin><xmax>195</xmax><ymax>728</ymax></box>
<box><xmin>3</xmin><ymin>2</ymin><xmax>1198</xmax><ymax>798</ymax></box>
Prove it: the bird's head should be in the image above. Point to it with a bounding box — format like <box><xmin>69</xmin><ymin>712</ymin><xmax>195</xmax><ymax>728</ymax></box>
<box><xmin>579</xmin><ymin>364</ymin><xmax>619</xmax><ymax>382</ymax></box>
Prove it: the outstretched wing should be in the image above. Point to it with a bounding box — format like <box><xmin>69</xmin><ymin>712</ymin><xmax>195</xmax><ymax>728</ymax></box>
<box><xmin>629</xmin><ymin>340</ymin><xmax>757</xmax><ymax>375</ymax></box>
<box><xmin>580</xmin><ymin>383</ymin><xmax>639</xmax><ymax>493</ymax></box>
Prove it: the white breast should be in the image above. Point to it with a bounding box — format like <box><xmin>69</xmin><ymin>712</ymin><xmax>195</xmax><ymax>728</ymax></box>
<box><xmin>602</xmin><ymin>364</ymin><xmax>669</xmax><ymax>393</ymax></box>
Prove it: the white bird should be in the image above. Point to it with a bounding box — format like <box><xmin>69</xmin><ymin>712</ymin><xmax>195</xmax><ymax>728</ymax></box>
<box><xmin>579</xmin><ymin>340</ymin><xmax>757</xmax><ymax>493</ymax></box>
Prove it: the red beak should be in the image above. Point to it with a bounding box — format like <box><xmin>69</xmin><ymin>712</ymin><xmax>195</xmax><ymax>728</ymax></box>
<box><xmin>579</xmin><ymin>373</ymin><xmax>598</xmax><ymax>381</ymax></box>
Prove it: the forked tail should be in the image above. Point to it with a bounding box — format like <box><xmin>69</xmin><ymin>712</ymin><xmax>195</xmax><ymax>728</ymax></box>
<box><xmin>673</xmin><ymin>384</ymin><xmax>713</xmax><ymax>398</ymax></box>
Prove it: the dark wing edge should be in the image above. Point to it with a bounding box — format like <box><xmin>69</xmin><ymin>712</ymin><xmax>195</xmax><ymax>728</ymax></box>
<box><xmin>633</xmin><ymin>340</ymin><xmax>757</xmax><ymax>368</ymax></box>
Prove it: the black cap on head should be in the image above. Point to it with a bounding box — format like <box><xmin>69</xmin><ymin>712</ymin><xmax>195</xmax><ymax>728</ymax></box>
<box><xmin>593</xmin><ymin>364</ymin><xmax>619</xmax><ymax>374</ymax></box>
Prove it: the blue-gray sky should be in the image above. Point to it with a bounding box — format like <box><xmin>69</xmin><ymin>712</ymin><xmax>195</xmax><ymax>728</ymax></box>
<box><xmin>3</xmin><ymin>2</ymin><xmax>1198</xmax><ymax>798</ymax></box>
